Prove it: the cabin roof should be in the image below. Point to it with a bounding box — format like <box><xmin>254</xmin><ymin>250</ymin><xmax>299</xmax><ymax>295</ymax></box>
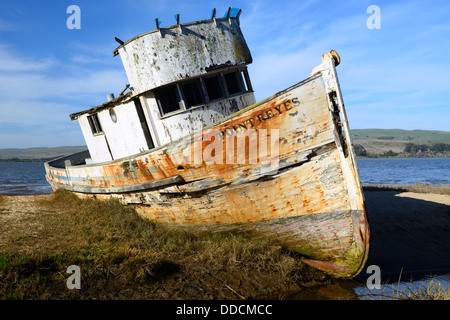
<box><xmin>69</xmin><ymin>91</ymin><xmax>133</xmax><ymax>121</ymax></box>
<box><xmin>71</xmin><ymin>9</ymin><xmax>245</xmax><ymax>121</ymax></box>
<box><xmin>112</xmin><ymin>15</ymin><xmax>241</xmax><ymax>56</ymax></box>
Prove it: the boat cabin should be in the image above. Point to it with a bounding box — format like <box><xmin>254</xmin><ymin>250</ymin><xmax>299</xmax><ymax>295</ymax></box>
<box><xmin>70</xmin><ymin>9</ymin><xmax>255</xmax><ymax>164</ymax></box>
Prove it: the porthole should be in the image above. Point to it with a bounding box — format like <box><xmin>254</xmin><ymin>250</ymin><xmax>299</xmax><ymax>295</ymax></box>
<box><xmin>109</xmin><ymin>109</ymin><xmax>117</xmax><ymax>123</ymax></box>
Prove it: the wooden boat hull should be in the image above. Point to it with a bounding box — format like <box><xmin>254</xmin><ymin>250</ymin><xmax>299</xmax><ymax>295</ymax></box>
<box><xmin>45</xmin><ymin>52</ymin><xmax>370</xmax><ymax>278</ymax></box>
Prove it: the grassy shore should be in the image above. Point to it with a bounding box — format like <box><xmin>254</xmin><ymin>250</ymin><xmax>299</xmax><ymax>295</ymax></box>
<box><xmin>0</xmin><ymin>186</ymin><xmax>449</xmax><ymax>300</ymax></box>
<box><xmin>0</xmin><ymin>190</ymin><xmax>326</xmax><ymax>299</ymax></box>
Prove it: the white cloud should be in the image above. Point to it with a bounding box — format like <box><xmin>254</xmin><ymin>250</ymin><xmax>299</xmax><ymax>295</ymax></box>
<box><xmin>240</xmin><ymin>0</ymin><xmax>450</xmax><ymax>132</ymax></box>
<box><xmin>0</xmin><ymin>42</ymin><xmax>127</xmax><ymax>98</ymax></box>
<box><xmin>0</xmin><ymin>0</ymin><xmax>449</xmax><ymax>148</ymax></box>
<box><xmin>0</xmin><ymin>43</ymin><xmax>127</xmax><ymax>147</ymax></box>
<box><xmin>0</xmin><ymin>44</ymin><xmax>56</xmax><ymax>72</ymax></box>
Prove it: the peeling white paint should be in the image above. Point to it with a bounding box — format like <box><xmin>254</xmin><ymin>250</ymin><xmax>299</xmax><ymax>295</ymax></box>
<box><xmin>116</xmin><ymin>18</ymin><xmax>252</xmax><ymax>95</ymax></box>
<box><xmin>78</xmin><ymin>100</ymin><xmax>150</xmax><ymax>163</ymax></box>
<box><xmin>74</xmin><ymin>17</ymin><xmax>257</xmax><ymax>164</ymax></box>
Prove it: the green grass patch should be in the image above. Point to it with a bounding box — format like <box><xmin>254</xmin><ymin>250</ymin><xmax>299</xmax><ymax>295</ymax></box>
<box><xmin>0</xmin><ymin>190</ymin><xmax>317</xmax><ymax>299</ymax></box>
<box><xmin>351</xmin><ymin>129</ymin><xmax>450</xmax><ymax>144</ymax></box>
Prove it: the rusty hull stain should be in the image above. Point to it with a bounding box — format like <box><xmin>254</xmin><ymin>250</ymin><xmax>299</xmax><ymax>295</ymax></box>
<box><xmin>46</xmin><ymin>67</ymin><xmax>369</xmax><ymax>278</ymax></box>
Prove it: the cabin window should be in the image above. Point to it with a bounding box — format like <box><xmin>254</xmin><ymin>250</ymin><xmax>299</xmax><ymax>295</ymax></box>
<box><xmin>155</xmin><ymin>85</ymin><xmax>180</xmax><ymax>115</ymax></box>
<box><xmin>181</xmin><ymin>79</ymin><xmax>204</xmax><ymax>108</ymax></box>
<box><xmin>155</xmin><ymin>67</ymin><xmax>253</xmax><ymax>117</ymax></box>
<box><xmin>87</xmin><ymin>114</ymin><xmax>103</xmax><ymax>135</ymax></box>
<box><xmin>204</xmin><ymin>74</ymin><xmax>225</xmax><ymax>101</ymax></box>
<box><xmin>224</xmin><ymin>71</ymin><xmax>241</xmax><ymax>95</ymax></box>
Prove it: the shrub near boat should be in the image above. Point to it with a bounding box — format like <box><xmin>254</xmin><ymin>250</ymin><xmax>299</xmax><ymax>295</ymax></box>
<box><xmin>45</xmin><ymin>8</ymin><xmax>369</xmax><ymax>278</ymax></box>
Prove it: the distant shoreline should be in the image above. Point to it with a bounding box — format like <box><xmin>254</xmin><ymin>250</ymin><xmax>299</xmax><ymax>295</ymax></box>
<box><xmin>356</xmin><ymin>155</ymin><xmax>450</xmax><ymax>159</ymax></box>
<box><xmin>0</xmin><ymin>146</ymin><xmax>86</xmax><ymax>162</ymax></box>
<box><xmin>1</xmin><ymin>127</ymin><xmax>449</xmax><ymax>160</ymax></box>
<box><xmin>1</xmin><ymin>156</ymin><xmax>450</xmax><ymax>162</ymax></box>
<box><xmin>0</xmin><ymin>158</ymin><xmax>60</xmax><ymax>163</ymax></box>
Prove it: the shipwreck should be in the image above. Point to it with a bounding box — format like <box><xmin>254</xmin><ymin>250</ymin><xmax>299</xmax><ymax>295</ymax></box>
<box><xmin>45</xmin><ymin>8</ymin><xmax>370</xmax><ymax>278</ymax></box>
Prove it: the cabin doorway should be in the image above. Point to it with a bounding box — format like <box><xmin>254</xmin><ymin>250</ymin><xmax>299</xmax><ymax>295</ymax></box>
<box><xmin>134</xmin><ymin>98</ymin><xmax>155</xmax><ymax>150</ymax></box>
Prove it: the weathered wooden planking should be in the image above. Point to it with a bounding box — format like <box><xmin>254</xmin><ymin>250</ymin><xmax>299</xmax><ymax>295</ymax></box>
<box><xmin>45</xmin><ymin>52</ymin><xmax>370</xmax><ymax>278</ymax></box>
<box><xmin>47</xmin><ymin>74</ymin><xmax>332</xmax><ymax>189</ymax></box>
<box><xmin>68</xmin><ymin>145</ymin><xmax>368</xmax><ymax>277</ymax></box>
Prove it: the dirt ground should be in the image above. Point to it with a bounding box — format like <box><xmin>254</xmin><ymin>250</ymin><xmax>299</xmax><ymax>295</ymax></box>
<box><xmin>0</xmin><ymin>187</ymin><xmax>449</xmax><ymax>299</ymax></box>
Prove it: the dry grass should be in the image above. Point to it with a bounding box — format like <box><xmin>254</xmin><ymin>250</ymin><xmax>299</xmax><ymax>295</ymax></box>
<box><xmin>360</xmin><ymin>277</ymin><xmax>450</xmax><ymax>300</ymax></box>
<box><xmin>396</xmin><ymin>279</ymin><xmax>450</xmax><ymax>300</ymax></box>
<box><xmin>0</xmin><ymin>190</ymin><xmax>324</xmax><ymax>300</ymax></box>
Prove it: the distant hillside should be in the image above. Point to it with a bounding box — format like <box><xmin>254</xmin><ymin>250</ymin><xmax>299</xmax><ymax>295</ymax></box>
<box><xmin>350</xmin><ymin>129</ymin><xmax>450</xmax><ymax>158</ymax></box>
<box><xmin>1</xmin><ymin>129</ymin><xmax>449</xmax><ymax>161</ymax></box>
<box><xmin>0</xmin><ymin>146</ymin><xmax>87</xmax><ymax>161</ymax></box>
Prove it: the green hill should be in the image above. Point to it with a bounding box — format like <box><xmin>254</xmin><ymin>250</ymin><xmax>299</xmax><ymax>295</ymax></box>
<box><xmin>1</xmin><ymin>129</ymin><xmax>449</xmax><ymax>161</ymax></box>
<box><xmin>350</xmin><ymin>129</ymin><xmax>450</xmax><ymax>158</ymax></box>
<box><xmin>0</xmin><ymin>146</ymin><xmax>87</xmax><ymax>161</ymax></box>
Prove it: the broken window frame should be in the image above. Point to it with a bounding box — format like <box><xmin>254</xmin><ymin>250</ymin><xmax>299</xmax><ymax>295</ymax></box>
<box><xmin>223</xmin><ymin>70</ymin><xmax>244</xmax><ymax>96</ymax></box>
<box><xmin>87</xmin><ymin>113</ymin><xmax>104</xmax><ymax>135</ymax></box>
<box><xmin>180</xmin><ymin>78</ymin><xmax>205</xmax><ymax>109</ymax></box>
<box><xmin>154</xmin><ymin>84</ymin><xmax>183</xmax><ymax>116</ymax></box>
<box><xmin>203</xmin><ymin>73</ymin><xmax>226</xmax><ymax>102</ymax></box>
<box><xmin>155</xmin><ymin>66</ymin><xmax>253</xmax><ymax>118</ymax></box>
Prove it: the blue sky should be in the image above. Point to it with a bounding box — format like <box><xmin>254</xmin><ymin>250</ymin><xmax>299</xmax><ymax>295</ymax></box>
<box><xmin>0</xmin><ymin>0</ymin><xmax>449</xmax><ymax>148</ymax></box>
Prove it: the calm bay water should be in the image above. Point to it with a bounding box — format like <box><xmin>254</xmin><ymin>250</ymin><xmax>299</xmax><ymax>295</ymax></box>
<box><xmin>0</xmin><ymin>162</ymin><xmax>52</xmax><ymax>195</ymax></box>
<box><xmin>357</xmin><ymin>157</ymin><xmax>450</xmax><ymax>186</ymax></box>
<box><xmin>0</xmin><ymin>158</ymin><xmax>449</xmax><ymax>195</ymax></box>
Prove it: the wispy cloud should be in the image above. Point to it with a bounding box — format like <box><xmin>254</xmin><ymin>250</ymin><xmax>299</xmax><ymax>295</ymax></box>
<box><xmin>0</xmin><ymin>42</ymin><xmax>127</xmax><ymax>147</ymax></box>
<box><xmin>241</xmin><ymin>0</ymin><xmax>450</xmax><ymax>130</ymax></box>
<box><xmin>0</xmin><ymin>0</ymin><xmax>448</xmax><ymax>148</ymax></box>
<box><xmin>0</xmin><ymin>19</ymin><xmax>17</xmax><ymax>31</ymax></box>
<box><xmin>0</xmin><ymin>44</ymin><xmax>56</xmax><ymax>72</ymax></box>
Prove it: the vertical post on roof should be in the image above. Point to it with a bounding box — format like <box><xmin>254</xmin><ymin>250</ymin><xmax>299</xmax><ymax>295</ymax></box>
<box><xmin>236</xmin><ymin>9</ymin><xmax>242</xmax><ymax>22</ymax></box>
<box><xmin>211</xmin><ymin>8</ymin><xmax>216</xmax><ymax>26</ymax></box>
<box><xmin>226</xmin><ymin>7</ymin><xmax>232</xmax><ymax>24</ymax></box>
<box><xmin>155</xmin><ymin>18</ymin><xmax>161</xmax><ymax>36</ymax></box>
<box><xmin>174</xmin><ymin>13</ymin><xmax>181</xmax><ymax>33</ymax></box>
